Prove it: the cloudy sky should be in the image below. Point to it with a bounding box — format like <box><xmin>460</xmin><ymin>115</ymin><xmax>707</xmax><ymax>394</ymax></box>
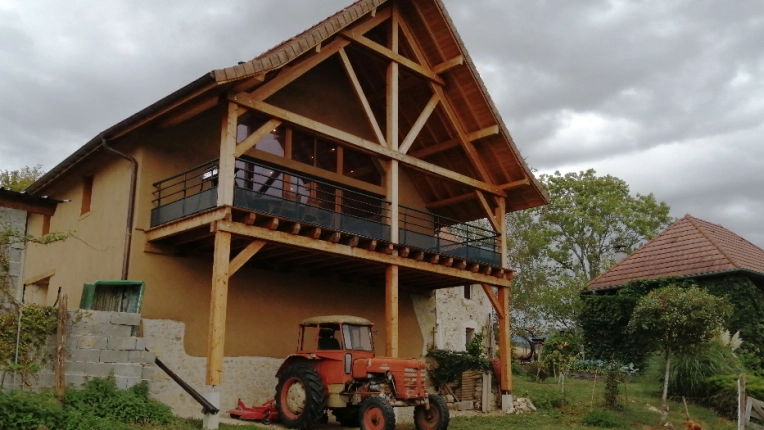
<box><xmin>0</xmin><ymin>0</ymin><xmax>762</xmax><ymax>247</ymax></box>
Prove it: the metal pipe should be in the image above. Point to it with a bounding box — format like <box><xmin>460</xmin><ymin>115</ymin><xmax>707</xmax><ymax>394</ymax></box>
<box><xmin>154</xmin><ymin>355</ymin><xmax>219</xmax><ymax>415</ymax></box>
<box><xmin>101</xmin><ymin>139</ymin><xmax>138</xmax><ymax>281</ymax></box>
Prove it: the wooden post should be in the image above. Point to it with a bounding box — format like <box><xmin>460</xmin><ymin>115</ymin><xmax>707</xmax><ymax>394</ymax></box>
<box><xmin>206</xmin><ymin>231</ymin><xmax>231</xmax><ymax>386</ymax></box>
<box><xmin>386</xmin><ymin>265</ymin><xmax>399</xmax><ymax>357</ymax></box>
<box><xmin>217</xmin><ymin>100</ymin><xmax>238</xmax><ymax>207</ymax></box>
<box><xmin>55</xmin><ymin>293</ymin><xmax>68</xmax><ymax>399</ymax></box>
<box><xmin>498</xmin><ymin>284</ymin><xmax>512</xmax><ymax>395</ymax></box>
<box><xmin>495</xmin><ymin>197</ymin><xmax>507</xmax><ymax>269</ymax></box>
<box><xmin>386</xmin><ymin>4</ymin><xmax>399</xmax><ymax>244</ymax></box>
<box><xmin>739</xmin><ymin>373</ymin><xmax>746</xmax><ymax>430</ymax></box>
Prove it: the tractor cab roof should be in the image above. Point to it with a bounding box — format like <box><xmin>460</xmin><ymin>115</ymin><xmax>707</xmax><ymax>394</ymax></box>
<box><xmin>300</xmin><ymin>315</ymin><xmax>373</xmax><ymax>326</ymax></box>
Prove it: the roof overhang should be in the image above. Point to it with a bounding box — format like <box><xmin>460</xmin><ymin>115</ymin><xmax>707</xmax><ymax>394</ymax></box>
<box><xmin>0</xmin><ymin>187</ymin><xmax>64</xmax><ymax>216</ymax></box>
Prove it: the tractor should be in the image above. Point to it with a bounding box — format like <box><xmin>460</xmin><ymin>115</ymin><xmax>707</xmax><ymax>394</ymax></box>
<box><xmin>275</xmin><ymin>315</ymin><xmax>449</xmax><ymax>430</ymax></box>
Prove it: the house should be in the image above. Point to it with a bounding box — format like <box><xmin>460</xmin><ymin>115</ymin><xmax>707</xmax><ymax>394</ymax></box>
<box><xmin>588</xmin><ymin>214</ymin><xmax>764</xmax><ymax>292</ymax></box>
<box><xmin>585</xmin><ymin>214</ymin><xmax>764</xmax><ymax>367</ymax></box>
<box><xmin>0</xmin><ymin>188</ymin><xmax>62</xmax><ymax>303</ymax></box>
<box><xmin>19</xmin><ymin>0</ymin><xmax>547</xmax><ymax>420</ymax></box>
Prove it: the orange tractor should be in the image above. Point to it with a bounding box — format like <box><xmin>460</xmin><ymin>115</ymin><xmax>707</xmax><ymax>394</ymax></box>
<box><xmin>275</xmin><ymin>315</ymin><xmax>449</xmax><ymax>430</ymax></box>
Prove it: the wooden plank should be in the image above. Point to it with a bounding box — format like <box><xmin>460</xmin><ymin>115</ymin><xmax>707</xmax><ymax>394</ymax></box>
<box><xmin>386</xmin><ymin>264</ymin><xmax>399</xmax><ymax>357</ymax></box>
<box><xmin>495</xmin><ymin>197</ymin><xmax>508</xmax><ymax>269</ymax></box>
<box><xmin>242</xmin><ymin>9</ymin><xmax>392</xmax><ymax>106</ymax></box>
<box><xmin>244</xmin><ymin>213</ymin><xmax>256</xmax><ymax>225</ymax></box>
<box><xmin>481</xmin><ymin>284</ymin><xmax>505</xmax><ymax>319</ymax></box>
<box><xmin>426</xmin><ymin>192</ymin><xmax>476</xmax><ymax>209</ymax></box>
<box><xmin>217</xmin><ymin>101</ymin><xmax>238</xmax><ymax>206</ymax></box>
<box><xmin>470</xmin><ymin>125</ymin><xmax>500</xmax><ymax>141</ymax></box>
<box><xmin>339</xmin><ymin>48</ymin><xmax>386</xmax><ymax>147</ymax></box>
<box><xmin>498</xmin><ymin>285</ymin><xmax>512</xmax><ymax>393</ymax></box>
<box><xmin>145</xmin><ymin>207</ymin><xmax>231</xmax><ymax>242</ymax></box>
<box><xmin>232</xmin><ymin>98</ymin><xmax>506</xmax><ymax>197</ymax></box>
<box><xmin>432</xmin><ymin>56</ymin><xmax>465</xmax><ymax>74</ymax></box>
<box><xmin>206</xmin><ymin>231</ymin><xmax>231</xmax><ymax>386</ymax></box>
<box><xmin>235</xmin><ymin>119</ymin><xmax>282</xmax><ymax>157</ymax></box>
<box><xmin>228</xmin><ymin>240</ymin><xmax>267</xmax><ymax>276</ymax></box>
<box><xmin>340</xmin><ymin>31</ymin><xmax>445</xmax><ymax>85</ymax></box>
<box><xmin>751</xmin><ymin>397</ymin><xmax>764</xmax><ymax>421</ymax></box>
<box><xmin>410</xmin><ymin>127</ymin><xmax>500</xmax><ymax>159</ymax></box>
<box><xmin>499</xmin><ymin>178</ymin><xmax>531</xmax><ymax>191</ymax></box>
<box><xmin>399</xmin><ymin>94</ymin><xmax>439</xmax><ymax>155</ymax></box>
<box><xmin>247</xmin><ymin>148</ymin><xmax>385</xmax><ymax>196</ymax></box>
<box><xmin>214</xmin><ymin>221</ymin><xmax>514</xmax><ymax>287</ymax></box>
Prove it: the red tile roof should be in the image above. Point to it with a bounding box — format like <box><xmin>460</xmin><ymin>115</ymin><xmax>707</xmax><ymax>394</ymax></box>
<box><xmin>588</xmin><ymin>215</ymin><xmax>764</xmax><ymax>290</ymax></box>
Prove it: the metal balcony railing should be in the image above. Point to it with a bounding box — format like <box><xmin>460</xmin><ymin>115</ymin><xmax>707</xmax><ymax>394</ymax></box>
<box><xmin>150</xmin><ymin>158</ymin><xmax>502</xmax><ymax>267</ymax></box>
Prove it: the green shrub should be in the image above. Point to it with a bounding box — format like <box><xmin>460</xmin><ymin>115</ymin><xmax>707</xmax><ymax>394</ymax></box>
<box><xmin>427</xmin><ymin>332</ymin><xmax>490</xmax><ymax>385</ymax></box>
<box><xmin>669</xmin><ymin>340</ymin><xmax>742</xmax><ymax>397</ymax></box>
<box><xmin>529</xmin><ymin>390</ymin><xmax>565</xmax><ymax>409</ymax></box>
<box><xmin>524</xmin><ymin>361</ymin><xmax>549</xmax><ymax>382</ymax></box>
<box><xmin>581</xmin><ymin>409</ymin><xmax>622</xmax><ymax>427</ymax></box>
<box><xmin>704</xmin><ymin>374</ymin><xmax>764</xmax><ymax>418</ymax></box>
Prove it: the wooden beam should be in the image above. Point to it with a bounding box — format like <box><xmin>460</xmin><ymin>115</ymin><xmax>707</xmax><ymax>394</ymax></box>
<box><xmin>145</xmin><ymin>207</ymin><xmax>231</xmax><ymax>242</ymax></box>
<box><xmin>218</xmin><ymin>101</ymin><xmax>238</xmax><ymax>206</ymax></box>
<box><xmin>386</xmin><ymin>264</ymin><xmax>399</xmax><ymax>357</ymax></box>
<box><xmin>228</xmin><ymin>240</ymin><xmax>267</xmax><ymax>276</ymax></box>
<box><xmin>481</xmin><ymin>284</ymin><xmax>505</xmax><ymax>320</ymax></box>
<box><xmin>432</xmin><ymin>56</ymin><xmax>465</xmax><ymax>74</ymax></box>
<box><xmin>247</xmin><ymin>148</ymin><xmax>385</xmax><ymax>196</ymax></box>
<box><xmin>340</xmin><ymin>31</ymin><xmax>445</xmax><ymax>85</ymax></box>
<box><xmin>399</xmin><ymin>94</ymin><xmax>439</xmax><ymax>155</ymax></box>
<box><xmin>230</xmin><ymin>74</ymin><xmax>265</xmax><ymax>94</ymax></box>
<box><xmin>496</xmin><ymin>196</ymin><xmax>508</xmax><ymax>269</ymax></box>
<box><xmin>441</xmin><ymin>257</ymin><xmax>453</xmax><ymax>268</ymax></box>
<box><xmin>426</xmin><ymin>192</ymin><xmax>476</xmax><ymax>210</ymax></box>
<box><xmin>386</xmin><ymin>12</ymin><xmax>400</xmax><ymax>245</ymax></box>
<box><xmin>213</xmin><ymin>221</ymin><xmax>514</xmax><ymax>287</ymax></box>
<box><xmin>244</xmin><ymin>213</ymin><xmax>256</xmax><ymax>225</ymax></box>
<box><xmin>159</xmin><ymin>98</ymin><xmax>218</xmax><ymax>129</ymax></box>
<box><xmin>476</xmin><ymin>191</ymin><xmax>501</xmax><ymax>232</ymax></box>
<box><xmin>234</xmin><ymin>119</ymin><xmax>282</xmax><ymax>157</ymax></box>
<box><xmin>143</xmin><ymin>242</ymin><xmax>178</xmax><ymax>255</ymax></box>
<box><xmin>0</xmin><ymin>196</ymin><xmax>57</xmax><ymax>216</ymax></box>
<box><xmin>428</xmin><ymin>254</ymin><xmax>440</xmax><ymax>264</ymax></box>
<box><xmin>499</xmin><ymin>178</ymin><xmax>531</xmax><ymax>191</ymax></box>
<box><xmin>308</xmin><ymin>227</ymin><xmax>322</xmax><ymax>240</ymax></box>
<box><xmin>410</xmin><ymin>127</ymin><xmax>500</xmax><ymax>159</ymax></box>
<box><xmin>498</xmin><ymin>285</ymin><xmax>512</xmax><ymax>393</ymax></box>
<box><xmin>241</xmin><ymin>9</ymin><xmax>392</xmax><ymax>106</ymax></box>
<box><xmin>469</xmin><ymin>125</ymin><xmax>500</xmax><ymax>141</ymax></box>
<box><xmin>206</xmin><ymin>231</ymin><xmax>231</xmax><ymax>386</ymax></box>
<box><xmin>339</xmin><ymin>48</ymin><xmax>386</xmax><ymax>147</ymax></box>
<box><xmin>232</xmin><ymin>98</ymin><xmax>506</xmax><ymax>197</ymax></box>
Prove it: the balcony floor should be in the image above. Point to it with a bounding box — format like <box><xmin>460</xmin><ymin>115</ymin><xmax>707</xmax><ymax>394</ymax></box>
<box><xmin>145</xmin><ymin>206</ymin><xmax>511</xmax><ymax>291</ymax></box>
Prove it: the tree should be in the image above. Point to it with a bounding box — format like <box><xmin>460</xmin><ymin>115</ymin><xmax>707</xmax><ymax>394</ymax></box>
<box><xmin>508</xmin><ymin>169</ymin><xmax>672</xmax><ymax>333</ymax></box>
<box><xmin>627</xmin><ymin>285</ymin><xmax>731</xmax><ymax>413</ymax></box>
<box><xmin>0</xmin><ymin>165</ymin><xmax>44</xmax><ymax>192</ymax></box>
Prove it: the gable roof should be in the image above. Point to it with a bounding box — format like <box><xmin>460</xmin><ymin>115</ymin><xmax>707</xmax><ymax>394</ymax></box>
<box><xmin>588</xmin><ymin>215</ymin><xmax>764</xmax><ymax>291</ymax></box>
<box><xmin>27</xmin><ymin>0</ymin><xmax>548</xmax><ymax>220</ymax></box>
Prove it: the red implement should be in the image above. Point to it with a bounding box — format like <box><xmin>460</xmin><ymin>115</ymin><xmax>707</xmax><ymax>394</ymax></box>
<box><xmin>227</xmin><ymin>399</ymin><xmax>279</xmax><ymax>424</ymax></box>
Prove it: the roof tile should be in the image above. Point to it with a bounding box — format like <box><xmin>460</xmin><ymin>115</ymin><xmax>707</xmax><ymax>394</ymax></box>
<box><xmin>589</xmin><ymin>215</ymin><xmax>764</xmax><ymax>290</ymax></box>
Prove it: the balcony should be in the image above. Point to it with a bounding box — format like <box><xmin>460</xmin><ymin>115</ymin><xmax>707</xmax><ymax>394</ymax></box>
<box><xmin>150</xmin><ymin>159</ymin><xmax>501</xmax><ymax>268</ymax></box>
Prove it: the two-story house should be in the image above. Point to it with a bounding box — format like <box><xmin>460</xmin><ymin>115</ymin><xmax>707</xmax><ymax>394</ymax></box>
<box><xmin>20</xmin><ymin>0</ymin><xmax>548</xmax><ymax>419</ymax></box>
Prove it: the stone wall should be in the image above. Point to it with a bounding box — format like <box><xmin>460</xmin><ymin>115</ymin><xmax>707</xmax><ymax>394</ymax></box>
<box><xmin>435</xmin><ymin>285</ymin><xmax>492</xmax><ymax>352</ymax></box>
<box><xmin>0</xmin><ymin>207</ymin><xmax>26</xmax><ymax>299</ymax></box>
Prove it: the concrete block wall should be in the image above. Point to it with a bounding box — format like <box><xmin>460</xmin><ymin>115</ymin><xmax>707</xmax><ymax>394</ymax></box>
<box><xmin>14</xmin><ymin>309</ymin><xmax>155</xmax><ymax>391</ymax></box>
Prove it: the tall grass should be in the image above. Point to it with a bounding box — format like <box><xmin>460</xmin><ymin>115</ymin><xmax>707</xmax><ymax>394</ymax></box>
<box><xmin>668</xmin><ymin>340</ymin><xmax>742</xmax><ymax>398</ymax></box>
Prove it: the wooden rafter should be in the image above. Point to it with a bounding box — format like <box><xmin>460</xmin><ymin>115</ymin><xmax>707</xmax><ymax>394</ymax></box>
<box><xmin>399</xmin><ymin>93</ymin><xmax>439</xmax><ymax>155</ymax></box>
<box><xmin>159</xmin><ymin>98</ymin><xmax>218</xmax><ymax>129</ymax></box>
<box><xmin>425</xmin><ymin>191</ymin><xmax>476</xmax><ymax>209</ymax></box>
<box><xmin>476</xmin><ymin>190</ymin><xmax>501</xmax><ymax>232</ymax></box>
<box><xmin>409</xmin><ymin>126</ymin><xmax>500</xmax><ymax>159</ymax></box>
<box><xmin>499</xmin><ymin>178</ymin><xmax>531</xmax><ymax>190</ymax></box>
<box><xmin>234</xmin><ymin>119</ymin><xmax>282</xmax><ymax>157</ymax></box>
<box><xmin>339</xmin><ymin>48</ymin><xmax>387</xmax><ymax>147</ymax></box>
<box><xmin>213</xmin><ymin>220</ymin><xmax>514</xmax><ymax>287</ymax></box>
<box><xmin>231</xmin><ymin>97</ymin><xmax>506</xmax><ymax>197</ymax></box>
<box><xmin>239</xmin><ymin>9</ymin><xmax>392</xmax><ymax>110</ymax></box>
<box><xmin>339</xmin><ymin>31</ymin><xmax>445</xmax><ymax>85</ymax></box>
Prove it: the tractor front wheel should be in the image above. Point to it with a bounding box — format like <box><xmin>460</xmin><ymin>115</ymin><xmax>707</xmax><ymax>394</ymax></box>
<box><xmin>275</xmin><ymin>365</ymin><xmax>326</xmax><ymax>429</ymax></box>
<box><xmin>359</xmin><ymin>397</ymin><xmax>395</xmax><ymax>430</ymax></box>
<box><xmin>414</xmin><ymin>394</ymin><xmax>450</xmax><ymax>430</ymax></box>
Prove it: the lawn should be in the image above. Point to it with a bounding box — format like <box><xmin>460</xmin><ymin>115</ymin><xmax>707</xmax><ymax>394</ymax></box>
<box><xmin>140</xmin><ymin>373</ymin><xmax>736</xmax><ymax>430</ymax></box>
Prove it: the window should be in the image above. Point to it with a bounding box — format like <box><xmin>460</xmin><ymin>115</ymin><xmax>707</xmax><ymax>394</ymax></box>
<box><xmin>466</xmin><ymin>328</ymin><xmax>475</xmax><ymax>347</ymax></box>
<box><xmin>80</xmin><ymin>175</ymin><xmax>93</xmax><ymax>215</ymax></box>
<box><xmin>301</xmin><ymin>326</ymin><xmax>318</xmax><ymax>351</ymax></box>
<box><xmin>463</xmin><ymin>285</ymin><xmax>472</xmax><ymax>299</ymax></box>
<box><xmin>42</xmin><ymin>215</ymin><xmax>50</xmax><ymax>236</ymax></box>
<box><xmin>342</xmin><ymin>324</ymin><xmax>374</xmax><ymax>351</ymax></box>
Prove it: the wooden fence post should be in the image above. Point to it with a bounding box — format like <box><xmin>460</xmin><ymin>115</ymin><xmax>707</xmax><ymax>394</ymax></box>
<box><xmin>740</xmin><ymin>373</ymin><xmax>747</xmax><ymax>430</ymax></box>
<box><xmin>55</xmin><ymin>294</ymin><xmax>68</xmax><ymax>399</ymax></box>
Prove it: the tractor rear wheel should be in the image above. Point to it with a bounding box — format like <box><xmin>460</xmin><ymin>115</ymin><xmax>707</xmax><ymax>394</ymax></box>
<box><xmin>275</xmin><ymin>365</ymin><xmax>326</xmax><ymax>429</ymax></box>
<box><xmin>359</xmin><ymin>397</ymin><xmax>395</xmax><ymax>430</ymax></box>
<box><xmin>414</xmin><ymin>394</ymin><xmax>450</xmax><ymax>430</ymax></box>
